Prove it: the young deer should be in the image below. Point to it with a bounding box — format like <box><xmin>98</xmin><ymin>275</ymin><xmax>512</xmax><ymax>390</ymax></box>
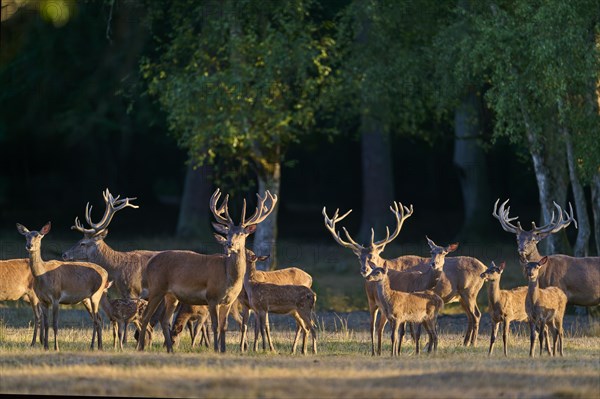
<box><xmin>99</xmin><ymin>283</ymin><xmax>148</xmax><ymax>350</ymax></box>
<box><xmin>0</xmin><ymin>259</ymin><xmax>43</xmax><ymax>346</ymax></box>
<box><xmin>364</xmin><ymin>266</ymin><xmax>443</xmax><ymax>356</ymax></box>
<box><xmin>214</xmin><ymin>235</ymin><xmax>313</xmax><ymax>352</ymax></box>
<box><xmin>480</xmin><ymin>261</ymin><xmax>529</xmax><ymax>356</ymax></box>
<box><xmin>524</xmin><ymin>256</ymin><xmax>567</xmax><ymax>357</ymax></box>
<box><xmin>16</xmin><ymin>222</ymin><xmax>108</xmax><ymax>351</ymax></box>
<box><xmin>323</xmin><ymin>204</ymin><xmax>486</xmax><ymax>354</ymax></box>
<box><xmin>243</xmin><ymin>250</ymin><xmax>318</xmax><ymax>355</ymax></box>
<box><xmin>493</xmin><ymin>199</ymin><xmax>599</xmax><ymax>306</ymax></box>
<box><xmin>137</xmin><ymin>189</ymin><xmax>277</xmax><ymax>353</ymax></box>
<box><xmin>170</xmin><ymin>301</ymin><xmax>243</xmax><ymax>349</ymax></box>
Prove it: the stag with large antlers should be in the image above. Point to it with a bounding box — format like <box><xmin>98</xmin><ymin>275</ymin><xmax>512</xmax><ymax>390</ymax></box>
<box><xmin>63</xmin><ymin>189</ymin><xmax>161</xmax><ymax>300</ymax></box>
<box><xmin>492</xmin><ymin>199</ymin><xmax>600</xmax><ymax>306</ymax></box>
<box><xmin>323</xmin><ymin>203</ymin><xmax>487</xmax><ymax>355</ymax></box>
<box><xmin>137</xmin><ymin>188</ymin><xmax>277</xmax><ymax>353</ymax></box>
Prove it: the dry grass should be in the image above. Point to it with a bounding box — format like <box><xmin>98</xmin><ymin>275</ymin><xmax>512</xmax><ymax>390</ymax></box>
<box><xmin>1</xmin><ymin>307</ymin><xmax>599</xmax><ymax>399</ymax></box>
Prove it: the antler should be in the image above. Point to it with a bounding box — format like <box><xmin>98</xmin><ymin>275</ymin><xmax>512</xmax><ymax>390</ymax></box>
<box><xmin>72</xmin><ymin>188</ymin><xmax>139</xmax><ymax>235</ymax></box>
<box><xmin>531</xmin><ymin>201</ymin><xmax>577</xmax><ymax>235</ymax></box>
<box><xmin>492</xmin><ymin>199</ymin><xmax>523</xmax><ymax>234</ymax></box>
<box><xmin>372</xmin><ymin>201</ymin><xmax>413</xmax><ymax>249</ymax></box>
<box><xmin>322</xmin><ymin>207</ymin><xmax>363</xmax><ymax>251</ymax></box>
<box><xmin>241</xmin><ymin>191</ymin><xmax>278</xmax><ymax>227</ymax></box>
<box><xmin>210</xmin><ymin>188</ymin><xmax>233</xmax><ymax>226</ymax></box>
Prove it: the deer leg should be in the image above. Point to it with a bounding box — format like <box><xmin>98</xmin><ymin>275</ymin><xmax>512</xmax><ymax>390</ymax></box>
<box><xmin>458</xmin><ymin>296</ymin><xmax>474</xmax><ymax>346</ymax></box>
<box><xmin>488</xmin><ymin>321</ymin><xmax>499</xmax><ymax>356</ymax></box>
<box><xmin>186</xmin><ymin>320</ymin><xmax>196</xmax><ymax>347</ymax></box>
<box><xmin>217</xmin><ymin>304</ymin><xmax>232</xmax><ymax>353</ymax></box>
<box><xmin>502</xmin><ymin>320</ymin><xmax>510</xmax><ymax>357</ymax></box>
<box><xmin>137</xmin><ymin>294</ymin><xmax>164</xmax><ymax>351</ymax></box>
<box><xmin>558</xmin><ymin>320</ymin><xmax>564</xmax><ymax>357</ymax></box>
<box><xmin>291</xmin><ymin>312</ymin><xmax>303</xmax><ymax>355</ymax></box>
<box><xmin>51</xmin><ymin>301</ymin><xmax>59</xmax><ymax>351</ymax></box>
<box><xmin>376</xmin><ymin>311</ymin><xmax>388</xmax><ymax>356</ymax></box>
<box><xmin>240</xmin><ymin>305</ymin><xmax>250</xmax><ymax>353</ymax></box>
<box><xmin>257</xmin><ymin>311</ymin><xmax>267</xmax><ymax>352</ymax></box>
<box><xmin>538</xmin><ymin>322</ymin><xmax>547</xmax><ymax>356</ymax></box>
<box><xmin>122</xmin><ymin>320</ymin><xmax>129</xmax><ymax>345</ymax></box>
<box><xmin>264</xmin><ymin>312</ymin><xmax>276</xmax><ymax>353</ymax></box>
<box><xmin>528</xmin><ymin>321</ymin><xmax>537</xmax><ymax>357</ymax></box>
<box><xmin>421</xmin><ymin>322</ymin><xmax>435</xmax><ymax>354</ymax></box>
<box><xmin>41</xmin><ymin>304</ymin><xmax>50</xmax><ymax>350</ymax></box>
<box><xmin>112</xmin><ymin>320</ymin><xmax>118</xmax><ymax>350</ymax></box>
<box><xmin>369</xmin><ymin>304</ymin><xmax>378</xmax><ymax>356</ymax></box>
<box><xmin>28</xmin><ymin>296</ymin><xmax>40</xmax><ymax>347</ymax></box>
<box><xmin>161</xmin><ymin>295</ymin><xmax>179</xmax><ymax>353</ymax></box>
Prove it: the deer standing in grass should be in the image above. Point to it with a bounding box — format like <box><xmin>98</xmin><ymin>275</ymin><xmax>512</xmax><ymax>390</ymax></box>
<box><xmin>99</xmin><ymin>282</ymin><xmax>148</xmax><ymax>350</ymax></box>
<box><xmin>0</xmin><ymin>259</ymin><xmax>43</xmax><ymax>346</ymax></box>
<box><xmin>524</xmin><ymin>256</ymin><xmax>567</xmax><ymax>357</ymax></box>
<box><xmin>242</xmin><ymin>250</ymin><xmax>317</xmax><ymax>354</ymax></box>
<box><xmin>323</xmin><ymin>203</ymin><xmax>486</xmax><ymax>355</ymax></box>
<box><xmin>137</xmin><ymin>189</ymin><xmax>277</xmax><ymax>353</ymax></box>
<box><xmin>364</xmin><ymin>266</ymin><xmax>443</xmax><ymax>356</ymax></box>
<box><xmin>480</xmin><ymin>261</ymin><xmax>529</xmax><ymax>356</ymax></box>
<box><xmin>62</xmin><ymin>189</ymin><xmax>162</xmax><ymax>343</ymax></box>
<box><xmin>16</xmin><ymin>222</ymin><xmax>108</xmax><ymax>351</ymax></box>
<box><xmin>493</xmin><ymin>199</ymin><xmax>600</xmax><ymax>307</ymax></box>
<box><xmin>213</xmin><ymin>236</ymin><xmax>313</xmax><ymax>352</ymax></box>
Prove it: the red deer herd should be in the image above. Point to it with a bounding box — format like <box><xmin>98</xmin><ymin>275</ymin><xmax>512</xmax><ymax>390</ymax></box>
<box><xmin>1</xmin><ymin>189</ymin><xmax>598</xmax><ymax>358</ymax></box>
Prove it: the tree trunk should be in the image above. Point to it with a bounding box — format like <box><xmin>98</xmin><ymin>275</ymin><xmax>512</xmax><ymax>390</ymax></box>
<box><xmin>253</xmin><ymin>161</ymin><xmax>281</xmax><ymax>271</ymax></box>
<box><xmin>176</xmin><ymin>161</ymin><xmax>214</xmax><ymax>244</ymax></box>
<box><xmin>357</xmin><ymin>115</ymin><xmax>395</xmax><ymax>242</ymax></box>
<box><xmin>453</xmin><ymin>89</ymin><xmax>491</xmax><ymax>241</ymax></box>
<box><xmin>592</xmin><ymin>172</ymin><xmax>600</xmax><ymax>256</ymax></box>
<box><xmin>562</xmin><ymin>126</ymin><xmax>590</xmax><ymax>256</ymax></box>
<box><xmin>526</xmin><ymin>128</ymin><xmax>570</xmax><ymax>255</ymax></box>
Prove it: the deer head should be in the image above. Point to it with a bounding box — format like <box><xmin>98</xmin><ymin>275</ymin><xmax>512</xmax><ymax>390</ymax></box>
<box><xmin>16</xmin><ymin>222</ymin><xmax>51</xmax><ymax>253</ymax></box>
<box><xmin>426</xmin><ymin>236</ymin><xmax>459</xmax><ymax>271</ymax></box>
<box><xmin>62</xmin><ymin>189</ymin><xmax>139</xmax><ymax>261</ymax></box>
<box><xmin>492</xmin><ymin>199</ymin><xmax>577</xmax><ymax>262</ymax></box>
<box><xmin>210</xmin><ymin>188</ymin><xmax>277</xmax><ymax>257</ymax></box>
<box><xmin>323</xmin><ymin>202</ymin><xmax>413</xmax><ymax>277</ymax></box>
<box><xmin>480</xmin><ymin>261</ymin><xmax>506</xmax><ymax>281</ymax></box>
<box><xmin>525</xmin><ymin>256</ymin><xmax>549</xmax><ymax>282</ymax></box>
<box><xmin>364</xmin><ymin>266</ymin><xmax>388</xmax><ymax>283</ymax></box>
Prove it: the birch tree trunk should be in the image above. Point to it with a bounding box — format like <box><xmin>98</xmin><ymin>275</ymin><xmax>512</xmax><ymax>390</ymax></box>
<box><xmin>176</xmin><ymin>161</ymin><xmax>214</xmax><ymax>243</ymax></box>
<box><xmin>592</xmin><ymin>172</ymin><xmax>600</xmax><ymax>256</ymax></box>
<box><xmin>253</xmin><ymin>161</ymin><xmax>281</xmax><ymax>271</ymax></box>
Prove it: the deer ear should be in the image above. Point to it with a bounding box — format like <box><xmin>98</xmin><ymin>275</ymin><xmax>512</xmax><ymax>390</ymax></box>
<box><xmin>257</xmin><ymin>254</ymin><xmax>270</xmax><ymax>262</ymax></box>
<box><xmin>16</xmin><ymin>223</ymin><xmax>29</xmax><ymax>235</ymax></box>
<box><xmin>499</xmin><ymin>262</ymin><xmax>506</xmax><ymax>272</ymax></box>
<box><xmin>446</xmin><ymin>242</ymin><xmax>459</xmax><ymax>253</ymax></box>
<box><xmin>213</xmin><ymin>234</ymin><xmax>227</xmax><ymax>245</ymax></box>
<box><xmin>538</xmin><ymin>256</ymin><xmax>548</xmax><ymax>266</ymax></box>
<box><xmin>212</xmin><ymin>222</ymin><xmax>229</xmax><ymax>235</ymax></box>
<box><xmin>105</xmin><ymin>281</ymin><xmax>113</xmax><ymax>291</ymax></box>
<box><xmin>247</xmin><ymin>253</ymin><xmax>258</xmax><ymax>262</ymax></box>
<box><xmin>245</xmin><ymin>224</ymin><xmax>257</xmax><ymax>235</ymax></box>
<box><xmin>426</xmin><ymin>235</ymin><xmax>436</xmax><ymax>249</ymax></box>
<box><xmin>40</xmin><ymin>222</ymin><xmax>51</xmax><ymax>236</ymax></box>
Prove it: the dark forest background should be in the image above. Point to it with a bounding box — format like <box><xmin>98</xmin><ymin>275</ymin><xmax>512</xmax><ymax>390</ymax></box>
<box><xmin>0</xmin><ymin>0</ymin><xmax>598</xmax><ymax>265</ymax></box>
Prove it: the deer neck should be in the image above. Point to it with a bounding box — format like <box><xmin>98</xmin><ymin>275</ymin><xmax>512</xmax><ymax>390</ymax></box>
<box><xmin>27</xmin><ymin>248</ymin><xmax>47</xmax><ymax>278</ymax></box>
<box><xmin>522</xmin><ymin>245</ymin><xmax>542</xmax><ymax>263</ymax></box>
<box><xmin>243</xmin><ymin>259</ymin><xmax>256</xmax><ymax>292</ymax></box>
<box><xmin>224</xmin><ymin>247</ymin><xmax>247</xmax><ymax>299</ymax></box>
<box><xmin>375</xmin><ymin>276</ymin><xmax>393</xmax><ymax>307</ymax></box>
<box><xmin>527</xmin><ymin>278</ymin><xmax>540</xmax><ymax>306</ymax></box>
<box><xmin>487</xmin><ymin>279</ymin><xmax>502</xmax><ymax>306</ymax></box>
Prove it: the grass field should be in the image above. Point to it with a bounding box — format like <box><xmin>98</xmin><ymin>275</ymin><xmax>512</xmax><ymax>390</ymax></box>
<box><xmin>1</xmin><ymin>306</ymin><xmax>599</xmax><ymax>398</ymax></box>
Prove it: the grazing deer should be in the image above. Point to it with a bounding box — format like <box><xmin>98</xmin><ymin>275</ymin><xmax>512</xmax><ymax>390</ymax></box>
<box><xmin>524</xmin><ymin>257</ymin><xmax>567</xmax><ymax>357</ymax></box>
<box><xmin>242</xmin><ymin>250</ymin><xmax>317</xmax><ymax>355</ymax></box>
<box><xmin>214</xmin><ymin>235</ymin><xmax>313</xmax><ymax>352</ymax></box>
<box><xmin>16</xmin><ymin>222</ymin><xmax>108</xmax><ymax>351</ymax></box>
<box><xmin>480</xmin><ymin>261</ymin><xmax>529</xmax><ymax>356</ymax></box>
<box><xmin>493</xmin><ymin>199</ymin><xmax>600</xmax><ymax>306</ymax></box>
<box><xmin>323</xmin><ymin>204</ymin><xmax>486</xmax><ymax>355</ymax></box>
<box><xmin>170</xmin><ymin>301</ymin><xmax>243</xmax><ymax>349</ymax></box>
<box><xmin>364</xmin><ymin>266</ymin><xmax>443</xmax><ymax>356</ymax></box>
<box><xmin>137</xmin><ymin>189</ymin><xmax>277</xmax><ymax>353</ymax></box>
<box><xmin>99</xmin><ymin>283</ymin><xmax>147</xmax><ymax>350</ymax></box>
<box><xmin>0</xmin><ymin>259</ymin><xmax>44</xmax><ymax>346</ymax></box>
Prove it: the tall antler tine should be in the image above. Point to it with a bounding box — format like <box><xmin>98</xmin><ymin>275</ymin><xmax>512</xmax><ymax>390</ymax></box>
<box><xmin>241</xmin><ymin>198</ymin><xmax>247</xmax><ymax>225</ymax></box>
<box><xmin>370</xmin><ymin>228</ymin><xmax>375</xmax><ymax>246</ymax></box>
<box><xmin>567</xmin><ymin>202</ymin><xmax>578</xmax><ymax>229</ymax></box>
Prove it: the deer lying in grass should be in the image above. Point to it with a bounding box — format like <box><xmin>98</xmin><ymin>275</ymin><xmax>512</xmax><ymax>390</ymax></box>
<box><xmin>17</xmin><ymin>222</ymin><xmax>108</xmax><ymax>351</ymax></box>
<box><xmin>0</xmin><ymin>259</ymin><xmax>43</xmax><ymax>346</ymax></box>
<box><xmin>364</xmin><ymin>266</ymin><xmax>443</xmax><ymax>356</ymax></box>
<box><xmin>170</xmin><ymin>301</ymin><xmax>243</xmax><ymax>349</ymax></box>
<box><xmin>480</xmin><ymin>261</ymin><xmax>529</xmax><ymax>356</ymax></box>
<box><xmin>243</xmin><ymin>250</ymin><xmax>317</xmax><ymax>354</ymax></box>
<box><xmin>99</xmin><ymin>282</ymin><xmax>148</xmax><ymax>350</ymax></box>
<box><xmin>323</xmin><ymin>204</ymin><xmax>486</xmax><ymax>355</ymax></box>
<box><xmin>493</xmin><ymin>199</ymin><xmax>600</xmax><ymax>306</ymax></box>
<box><xmin>137</xmin><ymin>189</ymin><xmax>277</xmax><ymax>353</ymax></box>
<box><xmin>214</xmin><ymin>235</ymin><xmax>313</xmax><ymax>352</ymax></box>
<box><xmin>524</xmin><ymin>256</ymin><xmax>567</xmax><ymax>357</ymax></box>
